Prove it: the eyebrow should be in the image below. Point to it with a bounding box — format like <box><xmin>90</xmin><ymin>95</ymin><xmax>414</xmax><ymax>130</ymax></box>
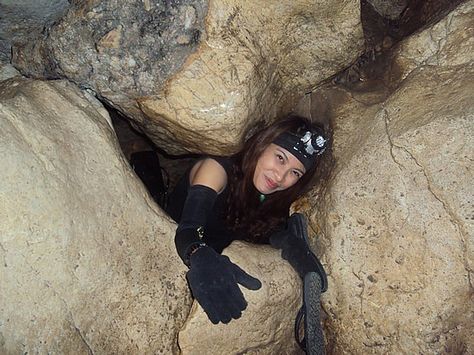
<box><xmin>276</xmin><ymin>148</ymin><xmax>305</xmax><ymax>174</ymax></box>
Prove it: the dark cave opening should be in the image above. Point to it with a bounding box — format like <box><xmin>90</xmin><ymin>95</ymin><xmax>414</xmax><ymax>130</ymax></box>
<box><xmin>110</xmin><ymin>110</ymin><xmax>199</xmax><ymax>210</ymax></box>
<box><xmin>334</xmin><ymin>0</ymin><xmax>467</xmax><ymax>90</ymax></box>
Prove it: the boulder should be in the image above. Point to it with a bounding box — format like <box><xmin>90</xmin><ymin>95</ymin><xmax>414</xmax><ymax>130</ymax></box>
<box><xmin>306</xmin><ymin>1</ymin><xmax>474</xmax><ymax>353</ymax></box>
<box><xmin>12</xmin><ymin>0</ymin><xmax>364</xmax><ymax>154</ymax></box>
<box><xmin>0</xmin><ymin>77</ymin><xmax>191</xmax><ymax>353</ymax></box>
<box><xmin>179</xmin><ymin>241</ymin><xmax>303</xmax><ymax>354</ymax></box>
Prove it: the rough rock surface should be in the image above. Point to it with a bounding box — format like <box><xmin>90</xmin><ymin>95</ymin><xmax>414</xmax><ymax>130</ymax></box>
<box><xmin>12</xmin><ymin>0</ymin><xmax>364</xmax><ymax>154</ymax></box>
<box><xmin>0</xmin><ymin>77</ymin><xmax>192</xmax><ymax>354</ymax></box>
<box><xmin>179</xmin><ymin>241</ymin><xmax>303</xmax><ymax>354</ymax></box>
<box><xmin>0</xmin><ymin>62</ymin><xmax>21</xmax><ymax>82</ymax></box>
<box><xmin>0</xmin><ymin>0</ymin><xmax>70</xmax><ymax>63</ymax></box>
<box><xmin>306</xmin><ymin>1</ymin><xmax>473</xmax><ymax>353</ymax></box>
<box><xmin>366</xmin><ymin>0</ymin><xmax>408</xmax><ymax>20</ymax></box>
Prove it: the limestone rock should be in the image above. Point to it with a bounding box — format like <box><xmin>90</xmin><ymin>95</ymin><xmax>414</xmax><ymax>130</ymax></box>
<box><xmin>0</xmin><ymin>77</ymin><xmax>191</xmax><ymax>354</ymax></box>
<box><xmin>178</xmin><ymin>241</ymin><xmax>304</xmax><ymax>354</ymax></box>
<box><xmin>388</xmin><ymin>0</ymin><xmax>474</xmax><ymax>83</ymax></box>
<box><xmin>12</xmin><ymin>0</ymin><xmax>364</xmax><ymax>154</ymax></box>
<box><xmin>306</xmin><ymin>1</ymin><xmax>474</xmax><ymax>353</ymax></box>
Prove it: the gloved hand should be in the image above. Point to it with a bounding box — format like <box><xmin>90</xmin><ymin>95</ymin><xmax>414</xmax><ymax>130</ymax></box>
<box><xmin>187</xmin><ymin>246</ymin><xmax>262</xmax><ymax>324</ymax></box>
<box><xmin>270</xmin><ymin>213</ymin><xmax>328</xmax><ymax>292</ymax></box>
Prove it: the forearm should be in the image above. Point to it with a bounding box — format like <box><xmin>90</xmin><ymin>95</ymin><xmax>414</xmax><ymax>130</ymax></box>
<box><xmin>175</xmin><ymin>184</ymin><xmax>217</xmax><ymax>265</ymax></box>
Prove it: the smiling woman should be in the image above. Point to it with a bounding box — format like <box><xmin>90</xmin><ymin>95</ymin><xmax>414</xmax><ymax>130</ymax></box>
<box><xmin>167</xmin><ymin>115</ymin><xmax>328</xmax><ymax>249</ymax></box>
<box><xmin>165</xmin><ymin>114</ymin><xmax>329</xmax><ymax>327</ymax></box>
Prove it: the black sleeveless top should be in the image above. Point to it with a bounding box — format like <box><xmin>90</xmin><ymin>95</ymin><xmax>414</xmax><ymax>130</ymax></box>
<box><xmin>165</xmin><ymin>156</ymin><xmax>241</xmax><ymax>253</ymax></box>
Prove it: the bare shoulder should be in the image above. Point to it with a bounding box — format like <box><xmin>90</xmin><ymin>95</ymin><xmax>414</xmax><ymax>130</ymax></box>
<box><xmin>189</xmin><ymin>158</ymin><xmax>228</xmax><ymax>194</ymax></box>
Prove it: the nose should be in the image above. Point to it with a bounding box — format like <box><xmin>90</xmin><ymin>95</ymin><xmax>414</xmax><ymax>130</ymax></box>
<box><xmin>274</xmin><ymin>168</ymin><xmax>283</xmax><ymax>183</ymax></box>
<box><xmin>274</xmin><ymin>166</ymin><xmax>286</xmax><ymax>183</ymax></box>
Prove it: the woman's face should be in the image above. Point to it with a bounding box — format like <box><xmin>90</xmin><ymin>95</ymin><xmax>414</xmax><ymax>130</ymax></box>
<box><xmin>253</xmin><ymin>143</ymin><xmax>306</xmax><ymax>195</ymax></box>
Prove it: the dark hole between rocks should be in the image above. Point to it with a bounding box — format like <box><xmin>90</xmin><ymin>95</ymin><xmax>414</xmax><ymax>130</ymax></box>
<box><xmin>110</xmin><ymin>109</ymin><xmax>198</xmax><ymax>209</ymax></box>
<box><xmin>334</xmin><ymin>0</ymin><xmax>466</xmax><ymax>91</ymax></box>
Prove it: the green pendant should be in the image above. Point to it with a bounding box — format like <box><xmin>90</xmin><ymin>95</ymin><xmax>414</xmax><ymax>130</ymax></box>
<box><xmin>259</xmin><ymin>194</ymin><xmax>266</xmax><ymax>202</ymax></box>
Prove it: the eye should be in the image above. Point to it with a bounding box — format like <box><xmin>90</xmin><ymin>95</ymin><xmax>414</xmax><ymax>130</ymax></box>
<box><xmin>292</xmin><ymin>170</ymin><xmax>302</xmax><ymax>179</ymax></box>
<box><xmin>276</xmin><ymin>153</ymin><xmax>284</xmax><ymax>163</ymax></box>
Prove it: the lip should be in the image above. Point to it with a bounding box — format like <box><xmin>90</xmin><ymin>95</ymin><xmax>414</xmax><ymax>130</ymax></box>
<box><xmin>264</xmin><ymin>176</ymin><xmax>278</xmax><ymax>190</ymax></box>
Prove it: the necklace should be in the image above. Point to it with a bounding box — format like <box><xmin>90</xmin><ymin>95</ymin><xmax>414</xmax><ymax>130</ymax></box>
<box><xmin>259</xmin><ymin>194</ymin><xmax>266</xmax><ymax>202</ymax></box>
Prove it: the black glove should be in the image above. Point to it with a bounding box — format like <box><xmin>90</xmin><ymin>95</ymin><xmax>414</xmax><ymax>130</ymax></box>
<box><xmin>187</xmin><ymin>245</ymin><xmax>262</xmax><ymax>324</ymax></box>
<box><xmin>270</xmin><ymin>213</ymin><xmax>328</xmax><ymax>292</ymax></box>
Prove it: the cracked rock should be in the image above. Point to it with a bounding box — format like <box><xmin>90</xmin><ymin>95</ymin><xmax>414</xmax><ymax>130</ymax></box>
<box><xmin>305</xmin><ymin>1</ymin><xmax>474</xmax><ymax>353</ymax></box>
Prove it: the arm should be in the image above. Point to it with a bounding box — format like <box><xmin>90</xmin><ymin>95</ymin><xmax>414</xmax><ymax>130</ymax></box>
<box><xmin>269</xmin><ymin>213</ymin><xmax>327</xmax><ymax>292</ymax></box>
<box><xmin>175</xmin><ymin>158</ymin><xmax>227</xmax><ymax>261</ymax></box>
<box><xmin>189</xmin><ymin>158</ymin><xmax>227</xmax><ymax>193</ymax></box>
<box><xmin>174</xmin><ymin>158</ymin><xmax>261</xmax><ymax>324</ymax></box>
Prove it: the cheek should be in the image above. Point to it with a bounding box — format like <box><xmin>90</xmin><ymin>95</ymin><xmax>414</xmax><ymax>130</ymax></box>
<box><xmin>283</xmin><ymin>175</ymin><xmax>300</xmax><ymax>189</ymax></box>
<box><xmin>253</xmin><ymin>163</ymin><xmax>262</xmax><ymax>185</ymax></box>
<box><xmin>254</xmin><ymin>161</ymin><xmax>268</xmax><ymax>182</ymax></box>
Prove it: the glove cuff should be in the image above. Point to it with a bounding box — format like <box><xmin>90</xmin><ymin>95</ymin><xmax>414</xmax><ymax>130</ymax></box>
<box><xmin>185</xmin><ymin>241</ymin><xmax>208</xmax><ymax>267</ymax></box>
<box><xmin>175</xmin><ymin>227</ymin><xmax>207</xmax><ymax>267</ymax></box>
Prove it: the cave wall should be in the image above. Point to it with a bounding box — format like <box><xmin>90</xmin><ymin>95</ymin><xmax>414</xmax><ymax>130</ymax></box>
<box><xmin>305</xmin><ymin>1</ymin><xmax>473</xmax><ymax>353</ymax></box>
<box><xmin>0</xmin><ymin>0</ymin><xmax>472</xmax><ymax>353</ymax></box>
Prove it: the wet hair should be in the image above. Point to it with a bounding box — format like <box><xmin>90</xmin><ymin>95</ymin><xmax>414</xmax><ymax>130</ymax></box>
<box><xmin>226</xmin><ymin>114</ymin><xmax>327</xmax><ymax>242</ymax></box>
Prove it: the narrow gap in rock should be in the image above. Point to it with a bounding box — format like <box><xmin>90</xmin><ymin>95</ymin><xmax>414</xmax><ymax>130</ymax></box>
<box><xmin>334</xmin><ymin>0</ymin><xmax>466</xmax><ymax>91</ymax></box>
<box><xmin>109</xmin><ymin>108</ymin><xmax>198</xmax><ymax>209</ymax></box>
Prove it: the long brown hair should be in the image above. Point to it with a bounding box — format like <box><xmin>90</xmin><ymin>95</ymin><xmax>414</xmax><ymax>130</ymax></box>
<box><xmin>225</xmin><ymin>114</ymin><xmax>327</xmax><ymax>242</ymax></box>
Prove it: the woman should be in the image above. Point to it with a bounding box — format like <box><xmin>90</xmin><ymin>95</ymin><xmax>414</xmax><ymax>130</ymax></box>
<box><xmin>166</xmin><ymin>114</ymin><xmax>329</xmax><ymax>326</ymax></box>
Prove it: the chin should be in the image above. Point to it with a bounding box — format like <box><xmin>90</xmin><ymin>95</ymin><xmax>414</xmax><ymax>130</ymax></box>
<box><xmin>260</xmin><ymin>185</ymin><xmax>276</xmax><ymax>195</ymax></box>
<box><xmin>256</xmin><ymin>186</ymin><xmax>267</xmax><ymax>194</ymax></box>
<box><xmin>254</xmin><ymin>181</ymin><xmax>269</xmax><ymax>195</ymax></box>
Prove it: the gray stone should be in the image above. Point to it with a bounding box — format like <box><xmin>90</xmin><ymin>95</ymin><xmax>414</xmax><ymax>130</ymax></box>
<box><xmin>0</xmin><ymin>62</ymin><xmax>20</xmax><ymax>81</ymax></box>
<box><xmin>0</xmin><ymin>0</ymin><xmax>69</xmax><ymax>60</ymax></box>
<box><xmin>366</xmin><ymin>0</ymin><xmax>408</xmax><ymax>20</ymax></box>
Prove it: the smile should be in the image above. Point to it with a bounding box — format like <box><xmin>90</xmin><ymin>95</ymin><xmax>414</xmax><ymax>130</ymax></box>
<box><xmin>264</xmin><ymin>176</ymin><xmax>278</xmax><ymax>190</ymax></box>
